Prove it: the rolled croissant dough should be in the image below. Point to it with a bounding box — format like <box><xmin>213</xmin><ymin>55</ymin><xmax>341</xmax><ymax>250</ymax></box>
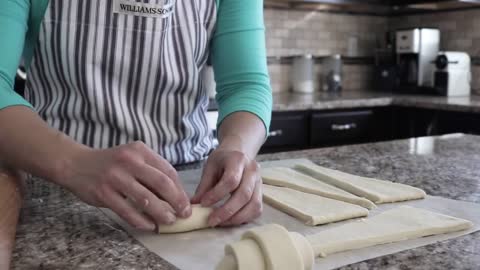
<box><xmin>217</xmin><ymin>206</ymin><xmax>472</xmax><ymax>270</ymax></box>
<box><xmin>263</xmin><ymin>184</ymin><xmax>368</xmax><ymax>226</ymax></box>
<box><xmin>295</xmin><ymin>163</ymin><xmax>427</xmax><ymax>204</ymax></box>
<box><xmin>217</xmin><ymin>224</ymin><xmax>314</xmax><ymax>270</ymax></box>
<box><xmin>157</xmin><ymin>204</ymin><xmax>213</xmax><ymax>234</ymax></box>
<box><xmin>261</xmin><ymin>167</ymin><xmax>376</xmax><ymax>209</ymax></box>
<box><xmin>307</xmin><ymin>206</ymin><xmax>473</xmax><ymax>257</ymax></box>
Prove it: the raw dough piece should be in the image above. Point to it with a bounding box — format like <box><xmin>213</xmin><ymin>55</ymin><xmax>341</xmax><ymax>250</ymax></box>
<box><xmin>222</xmin><ymin>239</ymin><xmax>265</xmax><ymax>270</ymax></box>
<box><xmin>217</xmin><ymin>224</ymin><xmax>314</xmax><ymax>270</ymax></box>
<box><xmin>307</xmin><ymin>206</ymin><xmax>473</xmax><ymax>257</ymax></box>
<box><xmin>157</xmin><ymin>205</ymin><xmax>212</xmax><ymax>234</ymax></box>
<box><xmin>261</xmin><ymin>167</ymin><xmax>375</xmax><ymax>209</ymax></box>
<box><xmin>295</xmin><ymin>163</ymin><xmax>426</xmax><ymax>204</ymax></box>
<box><xmin>263</xmin><ymin>184</ymin><xmax>368</xmax><ymax>226</ymax></box>
<box><xmin>242</xmin><ymin>224</ymin><xmax>304</xmax><ymax>270</ymax></box>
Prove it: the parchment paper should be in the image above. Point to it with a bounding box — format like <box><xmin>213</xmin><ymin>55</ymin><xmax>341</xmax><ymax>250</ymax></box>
<box><xmin>100</xmin><ymin>159</ymin><xmax>480</xmax><ymax>270</ymax></box>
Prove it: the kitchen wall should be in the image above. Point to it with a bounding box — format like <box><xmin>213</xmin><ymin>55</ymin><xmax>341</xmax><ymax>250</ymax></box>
<box><xmin>265</xmin><ymin>8</ymin><xmax>480</xmax><ymax>95</ymax></box>
<box><xmin>264</xmin><ymin>9</ymin><xmax>388</xmax><ymax>93</ymax></box>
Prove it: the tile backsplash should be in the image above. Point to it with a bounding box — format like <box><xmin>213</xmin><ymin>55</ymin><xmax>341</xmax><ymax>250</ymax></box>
<box><xmin>265</xmin><ymin>8</ymin><xmax>480</xmax><ymax>95</ymax></box>
<box><xmin>264</xmin><ymin>9</ymin><xmax>386</xmax><ymax>92</ymax></box>
<box><xmin>268</xmin><ymin>63</ymin><xmax>374</xmax><ymax>93</ymax></box>
<box><xmin>264</xmin><ymin>9</ymin><xmax>388</xmax><ymax>57</ymax></box>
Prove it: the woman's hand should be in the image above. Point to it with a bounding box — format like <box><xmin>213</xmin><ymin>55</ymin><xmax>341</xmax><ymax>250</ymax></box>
<box><xmin>191</xmin><ymin>147</ymin><xmax>262</xmax><ymax>227</ymax></box>
<box><xmin>59</xmin><ymin>141</ymin><xmax>191</xmax><ymax>231</ymax></box>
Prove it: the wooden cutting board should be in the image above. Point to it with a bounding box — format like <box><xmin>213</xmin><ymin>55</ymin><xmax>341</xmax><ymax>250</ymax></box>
<box><xmin>0</xmin><ymin>165</ymin><xmax>24</xmax><ymax>270</ymax></box>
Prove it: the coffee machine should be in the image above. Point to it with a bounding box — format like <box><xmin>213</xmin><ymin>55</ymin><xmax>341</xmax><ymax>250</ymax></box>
<box><xmin>434</xmin><ymin>52</ymin><xmax>471</xmax><ymax>97</ymax></box>
<box><xmin>396</xmin><ymin>28</ymin><xmax>440</xmax><ymax>94</ymax></box>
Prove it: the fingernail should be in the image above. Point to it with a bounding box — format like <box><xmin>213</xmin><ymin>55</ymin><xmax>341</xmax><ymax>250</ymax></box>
<box><xmin>181</xmin><ymin>205</ymin><xmax>191</xmax><ymax>218</ymax></box>
<box><xmin>166</xmin><ymin>212</ymin><xmax>176</xmax><ymax>224</ymax></box>
<box><xmin>208</xmin><ymin>217</ymin><xmax>221</xmax><ymax>227</ymax></box>
<box><xmin>147</xmin><ymin>222</ymin><xmax>156</xmax><ymax>231</ymax></box>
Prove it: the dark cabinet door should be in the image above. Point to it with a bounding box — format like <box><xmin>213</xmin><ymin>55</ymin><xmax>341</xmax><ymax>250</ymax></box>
<box><xmin>391</xmin><ymin>107</ymin><xmax>480</xmax><ymax>138</ymax></box>
<box><xmin>438</xmin><ymin>111</ymin><xmax>480</xmax><ymax>135</ymax></box>
<box><xmin>261</xmin><ymin>111</ymin><xmax>309</xmax><ymax>153</ymax></box>
<box><xmin>310</xmin><ymin>109</ymin><xmax>377</xmax><ymax>147</ymax></box>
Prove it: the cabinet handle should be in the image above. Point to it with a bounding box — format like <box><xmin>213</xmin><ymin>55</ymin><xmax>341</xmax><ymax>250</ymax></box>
<box><xmin>331</xmin><ymin>123</ymin><xmax>357</xmax><ymax>131</ymax></box>
<box><xmin>268</xmin><ymin>130</ymin><xmax>283</xmax><ymax>137</ymax></box>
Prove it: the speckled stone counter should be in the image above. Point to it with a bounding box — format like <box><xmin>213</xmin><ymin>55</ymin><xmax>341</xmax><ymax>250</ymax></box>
<box><xmin>12</xmin><ymin>134</ymin><xmax>480</xmax><ymax>269</ymax></box>
<box><xmin>270</xmin><ymin>92</ymin><xmax>480</xmax><ymax>113</ymax></box>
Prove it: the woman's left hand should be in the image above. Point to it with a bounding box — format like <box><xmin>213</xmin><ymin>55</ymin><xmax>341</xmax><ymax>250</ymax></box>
<box><xmin>191</xmin><ymin>147</ymin><xmax>262</xmax><ymax>227</ymax></box>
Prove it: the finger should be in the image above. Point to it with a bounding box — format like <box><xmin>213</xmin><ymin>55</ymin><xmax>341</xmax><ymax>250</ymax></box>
<box><xmin>139</xmin><ymin>145</ymin><xmax>192</xmax><ymax>217</ymax></box>
<box><xmin>220</xmin><ymin>179</ymin><xmax>263</xmax><ymax>227</ymax></box>
<box><xmin>142</xmin><ymin>146</ymin><xmax>180</xmax><ymax>185</ymax></box>
<box><xmin>113</xmin><ymin>175</ymin><xmax>177</xmax><ymax>225</ymax></box>
<box><xmin>103</xmin><ymin>187</ymin><xmax>156</xmax><ymax>231</ymax></box>
<box><xmin>200</xmin><ymin>160</ymin><xmax>244</xmax><ymax>207</ymax></box>
<box><xmin>207</xmin><ymin>164</ymin><xmax>258</xmax><ymax>227</ymax></box>
<box><xmin>191</xmin><ymin>160</ymin><xmax>219</xmax><ymax>203</ymax></box>
<box><xmin>130</xmin><ymin>161</ymin><xmax>190</xmax><ymax>218</ymax></box>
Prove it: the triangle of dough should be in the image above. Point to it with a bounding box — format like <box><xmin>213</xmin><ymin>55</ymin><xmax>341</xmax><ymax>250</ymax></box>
<box><xmin>307</xmin><ymin>206</ymin><xmax>472</xmax><ymax>257</ymax></box>
<box><xmin>263</xmin><ymin>184</ymin><xmax>369</xmax><ymax>226</ymax></box>
<box><xmin>261</xmin><ymin>167</ymin><xmax>376</xmax><ymax>209</ymax></box>
<box><xmin>295</xmin><ymin>163</ymin><xmax>426</xmax><ymax>204</ymax></box>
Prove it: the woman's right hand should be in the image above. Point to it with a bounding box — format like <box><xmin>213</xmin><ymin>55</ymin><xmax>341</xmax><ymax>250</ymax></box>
<box><xmin>58</xmin><ymin>141</ymin><xmax>192</xmax><ymax>231</ymax></box>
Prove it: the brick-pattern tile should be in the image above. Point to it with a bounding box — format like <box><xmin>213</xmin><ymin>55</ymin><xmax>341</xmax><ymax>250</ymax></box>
<box><xmin>265</xmin><ymin>8</ymin><xmax>479</xmax><ymax>94</ymax></box>
<box><xmin>268</xmin><ymin>63</ymin><xmax>375</xmax><ymax>93</ymax></box>
<box><xmin>265</xmin><ymin>9</ymin><xmax>386</xmax><ymax>92</ymax></box>
<box><xmin>264</xmin><ymin>9</ymin><xmax>388</xmax><ymax>57</ymax></box>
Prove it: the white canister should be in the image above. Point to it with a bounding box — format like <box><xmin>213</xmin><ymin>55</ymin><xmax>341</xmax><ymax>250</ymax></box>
<box><xmin>291</xmin><ymin>54</ymin><xmax>315</xmax><ymax>94</ymax></box>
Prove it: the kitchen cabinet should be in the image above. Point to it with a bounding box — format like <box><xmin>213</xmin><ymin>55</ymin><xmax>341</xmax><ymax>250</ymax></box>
<box><xmin>261</xmin><ymin>107</ymin><xmax>392</xmax><ymax>153</ymax></box>
<box><xmin>391</xmin><ymin>107</ymin><xmax>440</xmax><ymax>139</ymax></box>
<box><xmin>391</xmin><ymin>106</ymin><xmax>480</xmax><ymax>139</ymax></box>
<box><xmin>437</xmin><ymin>111</ymin><xmax>480</xmax><ymax>135</ymax></box>
<box><xmin>261</xmin><ymin>106</ymin><xmax>480</xmax><ymax>154</ymax></box>
<box><xmin>262</xmin><ymin>111</ymin><xmax>310</xmax><ymax>153</ymax></box>
<box><xmin>310</xmin><ymin>108</ymin><xmax>392</xmax><ymax>147</ymax></box>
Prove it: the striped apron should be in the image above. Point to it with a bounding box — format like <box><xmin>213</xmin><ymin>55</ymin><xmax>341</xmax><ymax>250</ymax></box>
<box><xmin>24</xmin><ymin>0</ymin><xmax>217</xmax><ymax>165</ymax></box>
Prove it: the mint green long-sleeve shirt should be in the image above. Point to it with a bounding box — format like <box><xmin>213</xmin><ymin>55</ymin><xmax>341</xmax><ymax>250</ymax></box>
<box><xmin>0</xmin><ymin>0</ymin><xmax>272</xmax><ymax>131</ymax></box>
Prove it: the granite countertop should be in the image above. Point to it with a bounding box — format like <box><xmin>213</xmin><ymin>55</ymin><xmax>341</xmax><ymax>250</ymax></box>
<box><xmin>271</xmin><ymin>92</ymin><xmax>480</xmax><ymax>113</ymax></box>
<box><xmin>209</xmin><ymin>91</ymin><xmax>480</xmax><ymax>113</ymax></box>
<box><xmin>12</xmin><ymin>134</ymin><xmax>480</xmax><ymax>269</ymax></box>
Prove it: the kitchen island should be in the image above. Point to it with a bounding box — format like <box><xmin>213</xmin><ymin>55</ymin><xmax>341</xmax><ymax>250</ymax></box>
<box><xmin>11</xmin><ymin>134</ymin><xmax>480</xmax><ymax>269</ymax></box>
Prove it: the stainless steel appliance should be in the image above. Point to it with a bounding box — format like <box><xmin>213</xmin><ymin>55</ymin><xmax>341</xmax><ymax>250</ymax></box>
<box><xmin>396</xmin><ymin>28</ymin><xmax>440</xmax><ymax>93</ymax></box>
<box><xmin>434</xmin><ymin>52</ymin><xmax>471</xmax><ymax>97</ymax></box>
<box><xmin>322</xmin><ymin>54</ymin><xmax>342</xmax><ymax>92</ymax></box>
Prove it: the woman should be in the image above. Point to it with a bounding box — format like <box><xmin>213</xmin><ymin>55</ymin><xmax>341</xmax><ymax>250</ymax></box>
<box><xmin>0</xmin><ymin>0</ymin><xmax>272</xmax><ymax>231</ymax></box>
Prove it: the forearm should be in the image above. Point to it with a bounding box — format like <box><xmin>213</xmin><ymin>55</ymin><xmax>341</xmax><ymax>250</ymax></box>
<box><xmin>0</xmin><ymin>106</ymin><xmax>87</xmax><ymax>183</ymax></box>
<box><xmin>217</xmin><ymin>112</ymin><xmax>266</xmax><ymax>159</ymax></box>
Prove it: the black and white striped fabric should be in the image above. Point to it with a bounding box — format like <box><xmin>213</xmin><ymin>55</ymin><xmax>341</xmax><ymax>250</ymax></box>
<box><xmin>24</xmin><ymin>0</ymin><xmax>218</xmax><ymax>165</ymax></box>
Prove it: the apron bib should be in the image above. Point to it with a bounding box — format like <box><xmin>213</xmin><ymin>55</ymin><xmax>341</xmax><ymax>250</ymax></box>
<box><xmin>25</xmin><ymin>0</ymin><xmax>217</xmax><ymax>165</ymax></box>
